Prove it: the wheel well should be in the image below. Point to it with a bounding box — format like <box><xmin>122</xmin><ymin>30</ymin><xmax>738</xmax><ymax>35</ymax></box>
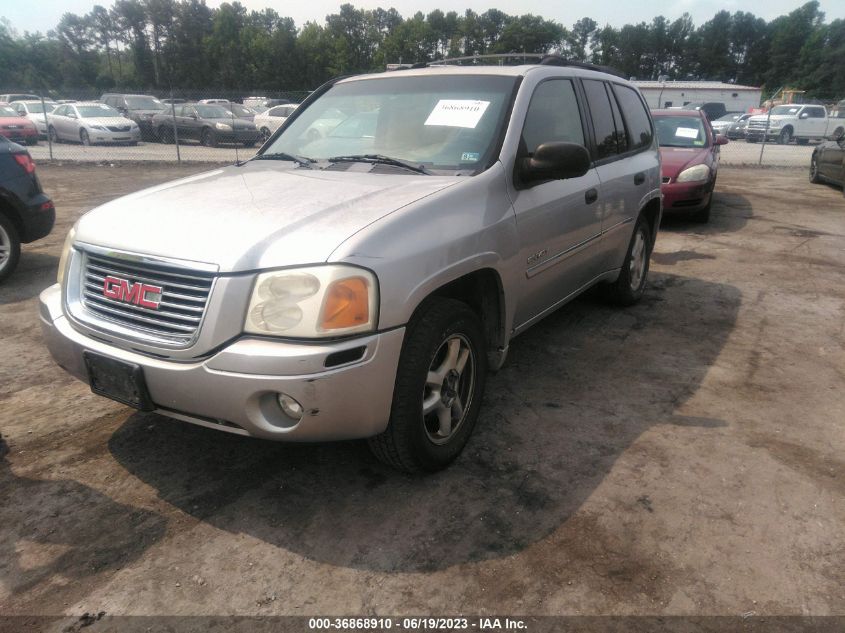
<box><xmin>782</xmin><ymin>125</ymin><xmax>793</xmax><ymax>134</ymax></box>
<box><xmin>422</xmin><ymin>268</ymin><xmax>505</xmax><ymax>353</ymax></box>
<box><xmin>640</xmin><ymin>198</ymin><xmax>661</xmax><ymax>247</ymax></box>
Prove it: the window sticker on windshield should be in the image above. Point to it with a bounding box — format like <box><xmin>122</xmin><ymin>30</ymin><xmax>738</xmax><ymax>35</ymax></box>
<box><xmin>460</xmin><ymin>152</ymin><xmax>481</xmax><ymax>162</ymax></box>
<box><xmin>675</xmin><ymin>127</ymin><xmax>699</xmax><ymax>139</ymax></box>
<box><xmin>425</xmin><ymin>100</ymin><xmax>490</xmax><ymax>128</ymax></box>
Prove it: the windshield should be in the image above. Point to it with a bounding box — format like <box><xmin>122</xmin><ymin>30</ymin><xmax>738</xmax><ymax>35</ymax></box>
<box><xmin>125</xmin><ymin>96</ymin><xmax>165</xmax><ymax>110</ymax></box>
<box><xmin>21</xmin><ymin>102</ymin><xmax>54</xmax><ymax>114</ymax></box>
<box><xmin>195</xmin><ymin>105</ymin><xmax>231</xmax><ymax>118</ymax></box>
<box><xmin>769</xmin><ymin>105</ymin><xmax>801</xmax><ymax>116</ymax></box>
<box><xmin>226</xmin><ymin>103</ymin><xmax>254</xmax><ymax>117</ymax></box>
<box><xmin>263</xmin><ymin>75</ymin><xmax>518</xmax><ymax>173</ymax></box>
<box><xmin>653</xmin><ymin>115</ymin><xmax>709</xmax><ymax>148</ymax></box>
<box><xmin>0</xmin><ymin>106</ymin><xmax>19</xmax><ymax>117</ymax></box>
<box><xmin>77</xmin><ymin>104</ymin><xmax>122</xmax><ymax>118</ymax></box>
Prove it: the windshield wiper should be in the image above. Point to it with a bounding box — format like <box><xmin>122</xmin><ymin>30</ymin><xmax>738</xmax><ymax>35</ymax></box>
<box><xmin>252</xmin><ymin>152</ymin><xmax>314</xmax><ymax>168</ymax></box>
<box><xmin>326</xmin><ymin>154</ymin><xmax>432</xmax><ymax>175</ymax></box>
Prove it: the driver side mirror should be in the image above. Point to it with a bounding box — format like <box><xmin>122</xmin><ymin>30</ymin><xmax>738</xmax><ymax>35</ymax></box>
<box><xmin>518</xmin><ymin>142</ymin><xmax>591</xmax><ymax>186</ymax></box>
<box><xmin>715</xmin><ymin>135</ymin><xmax>729</xmax><ymax>146</ymax></box>
<box><xmin>799</xmin><ymin>112</ymin><xmax>809</xmax><ymax>119</ymax></box>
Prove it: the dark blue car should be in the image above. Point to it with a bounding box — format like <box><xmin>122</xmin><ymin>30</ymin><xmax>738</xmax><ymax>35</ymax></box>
<box><xmin>0</xmin><ymin>135</ymin><xmax>54</xmax><ymax>281</ymax></box>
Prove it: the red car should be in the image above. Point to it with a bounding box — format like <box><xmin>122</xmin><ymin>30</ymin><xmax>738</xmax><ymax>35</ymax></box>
<box><xmin>0</xmin><ymin>103</ymin><xmax>38</xmax><ymax>146</ymax></box>
<box><xmin>652</xmin><ymin>109</ymin><xmax>728</xmax><ymax>223</ymax></box>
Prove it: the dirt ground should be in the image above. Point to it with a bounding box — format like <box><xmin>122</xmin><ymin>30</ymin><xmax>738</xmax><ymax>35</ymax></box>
<box><xmin>0</xmin><ymin>163</ymin><xmax>843</xmax><ymax>626</ymax></box>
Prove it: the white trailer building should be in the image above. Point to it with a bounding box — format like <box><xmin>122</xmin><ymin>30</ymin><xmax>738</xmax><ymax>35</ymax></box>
<box><xmin>634</xmin><ymin>81</ymin><xmax>762</xmax><ymax>113</ymax></box>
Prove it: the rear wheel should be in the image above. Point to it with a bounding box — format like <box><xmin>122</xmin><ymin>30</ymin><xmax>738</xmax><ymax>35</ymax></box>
<box><xmin>0</xmin><ymin>214</ymin><xmax>21</xmax><ymax>283</ymax></box>
<box><xmin>601</xmin><ymin>215</ymin><xmax>652</xmax><ymax>306</ymax></box>
<box><xmin>368</xmin><ymin>298</ymin><xmax>487</xmax><ymax>473</ymax></box>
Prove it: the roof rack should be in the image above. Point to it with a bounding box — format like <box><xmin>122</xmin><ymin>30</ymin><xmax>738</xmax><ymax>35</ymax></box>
<box><xmin>426</xmin><ymin>53</ymin><xmax>626</xmax><ymax>79</ymax></box>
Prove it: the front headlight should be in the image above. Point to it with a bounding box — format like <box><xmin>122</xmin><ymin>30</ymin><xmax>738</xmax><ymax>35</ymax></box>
<box><xmin>245</xmin><ymin>265</ymin><xmax>378</xmax><ymax>338</ymax></box>
<box><xmin>676</xmin><ymin>164</ymin><xmax>711</xmax><ymax>183</ymax></box>
<box><xmin>215</xmin><ymin>122</ymin><xmax>232</xmax><ymax>131</ymax></box>
<box><xmin>90</xmin><ymin>124</ymin><xmax>107</xmax><ymax>131</ymax></box>
<box><xmin>767</xmin><ymin>120</ymin><xmax>781</xmax><ymax>129</ymax></box>
<box><xmin>56</xmin><ymin>226</ymin><xmax>77</xmax><ymax>285</ymax></box>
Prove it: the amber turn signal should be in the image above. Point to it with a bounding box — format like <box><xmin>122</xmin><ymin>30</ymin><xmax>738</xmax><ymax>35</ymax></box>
<box><xmin>319</xmin><ymin>277</ymin><xmax>370</xmax><ymax>331</ymax></box>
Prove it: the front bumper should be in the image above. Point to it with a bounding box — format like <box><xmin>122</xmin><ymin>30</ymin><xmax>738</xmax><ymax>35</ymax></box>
<box><xmin>216</xmin><ymin>129</ymin><xmax>261</xmax><ymax>143</ymax></box>
<box><xmin>0</xmin><ymin>128</ymin><xmax>37</xmax><ymax>143</ymax></box>
<box><xmin>660</xmin><ymin>180</ymin><xmax>713</xmax><ymax>213</ymax></box>
<box><xmin>39</xmin><ymin>283</ymin><xmax>405</xmax><ymax>442</ymax></box>
<box><xmin>88</xmin><ymin>129</ymin><xmax>141</xmax><ymax>144</ymax></box>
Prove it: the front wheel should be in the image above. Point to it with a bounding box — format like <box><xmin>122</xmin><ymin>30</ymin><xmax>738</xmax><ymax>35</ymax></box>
<box><xmin>601</xmin><ymin>215</ymin><xmax>652</xmax><ymax>306</ymax></box>
<box><xmin>810</xmin><ymin>154</ymin><xmax>822</xmax><ymax>184</ymax></box>
<box><xmin>201</xmin><ymin>128</ymin><xmax>217</xmax><ymax>148</ymax></box>
<box><xmin>368</xmin><ymin>298</ymin><xmax>487</xmax><ymax>473</ymax></box>
<box><xmin>48</xmin><ymin>126</ymin><xmax>60</xmax><ymax>144</ymax></box>
<box><xmin>0</xmin><ymin>214</ymin><xmax>22</xmax><ymax>283</ymax></box>
<box><xmin>777</xmin><ymin>128</ymin><xmax>792</xmax><ymax>145</ymax></box>
<box><xmin>80</xmin><ymin>129</ymin><xmax>91</xmax><ymax>146</ymax></box>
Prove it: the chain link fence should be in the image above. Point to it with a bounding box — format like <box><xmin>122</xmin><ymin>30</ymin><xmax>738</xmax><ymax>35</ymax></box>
<box><xmin>1</xmin><ymin>88</ymin><xmax>311</xmax><ymax>164</ymax></box>
<box><xmin>2</xmin><ymin>87</ymin><xmax>841</xmax><ymax>168</ymax></box>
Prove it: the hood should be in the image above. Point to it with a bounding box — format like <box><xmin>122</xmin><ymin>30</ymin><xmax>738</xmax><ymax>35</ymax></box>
<box><xmin>75</xmin><ymin>162</ymin><xmax>461</xmax><ymax>273</ymax></box>
<box><xmin>206</xmin><ymin>117</ymin><xmax>255</xmax><ymax>129</ymax></box>
<box><xmin>82</xmin><ymin>117</ymin><xmax>136</xmax><ymax>128</ymax></box>
<box><xmin>658</xmin><ymin>146</ymin><xmax>710</xmax><ymax>179</ymax></box>
<box><xmin>0</xmin><ymin>116</ymin><xmax>35</xmax><ymax>129</ymax></box>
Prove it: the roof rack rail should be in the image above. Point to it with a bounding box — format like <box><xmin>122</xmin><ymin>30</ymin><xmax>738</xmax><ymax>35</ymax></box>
<box><xmin>426</xmin><ymin>52</ymin><xmax>627</xmax><ymax>79</ymax></box>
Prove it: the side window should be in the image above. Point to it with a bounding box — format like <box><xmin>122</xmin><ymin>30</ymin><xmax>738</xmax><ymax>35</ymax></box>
<box><xmin>269</xmin><ymin>106</ymin><xmax>285</xmax><ymax>117</ymax></box>
<box><xmin>612</xmin><ymin>84</ymin><xmax>653</xmax><ymax>151</ymax></box>
<box><xmin>54</xmin><ymin>106</ymin><xmax>66</xmax><ymax>116</ymax></box>
<box><xmin>521</xmin><ymin>79</ymin><xmax>584</xmax><ymax>156</ymax></box>
<box><xmin>809</xmin><ymin>107</ymin><xmax>825</xmax><ymax>119</ymax></box>
<box><xmin>583</xmin><ymin>79</ymin><xmax>622</xmax><ymax>159</ymax></box>
<box><xmin>607</xmin><ymin>87</ymin><xmax>628</xmax><ymax>151</ymax></box>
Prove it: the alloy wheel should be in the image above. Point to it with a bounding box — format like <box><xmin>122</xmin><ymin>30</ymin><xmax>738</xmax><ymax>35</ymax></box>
<box><xmin>422</xmin><ymin>334</ymin><xmax>475</xmax><ymax>445</ymax></box>
<box><xmin>0</xmin><ymin>223</ymin><xmax>11</xmax><ymax>274</ymax></box>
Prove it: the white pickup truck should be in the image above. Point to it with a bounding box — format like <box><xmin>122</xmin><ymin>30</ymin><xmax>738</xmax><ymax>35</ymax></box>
<box><xmin>745</xmin><ymin>104</ymin><xmax>845</xmax><ymax>145</ymax></box>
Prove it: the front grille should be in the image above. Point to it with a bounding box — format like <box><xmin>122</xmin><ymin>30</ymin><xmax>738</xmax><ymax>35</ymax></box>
<box><xmin>108</xmin><ymin>125</ymin><xmax>130</xmax><ymax>132</ymax></box>
<box><xmin>747</xmin><ymin>122</ymin><xmax>769</xmax><ymax>131</ymax></box>
<box><xmin>81</xmin><ymin>252</ymin><xmax>214</xmax><ymax>344</ymax></box>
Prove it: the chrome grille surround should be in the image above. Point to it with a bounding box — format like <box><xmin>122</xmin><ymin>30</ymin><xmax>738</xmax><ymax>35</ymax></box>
<box><xmin>68</xmin><ymin>244</ymin><xmax>218</xmax><ymax>349</ymax></box>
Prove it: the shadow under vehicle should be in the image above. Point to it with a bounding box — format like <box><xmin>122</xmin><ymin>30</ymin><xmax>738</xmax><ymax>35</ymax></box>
<box><xmin>109</xmin><ymin>272</ymin><xmax>740</xmax><ymax>573</ymax></box>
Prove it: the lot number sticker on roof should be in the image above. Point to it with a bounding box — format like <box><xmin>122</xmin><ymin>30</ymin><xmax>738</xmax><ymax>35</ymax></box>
<box><xmin>425</xmin><ymin>100</ymin><xmax>490</xmax><ymax>128</ymax></box>
<box><xmin>675</xmin><ymin>127</ymin><xmax>700</xmax><ymax>139</ymax></box>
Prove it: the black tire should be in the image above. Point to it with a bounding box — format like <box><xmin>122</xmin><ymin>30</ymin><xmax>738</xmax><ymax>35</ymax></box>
<box><xmin>830</xmin><ymin>127</ymin><xmax>844</xmax><ymax>141</ymax></box>
<box><xmin>80</xmin><ymin>129</ymin><xmax>91</xmax><ymax>146</ymax></box>
<box><xmin>201</xmin><ymin>128</ymin><xmax>217</xmax><ymax>148</ymax></box>
<box><xmin>48</xmin><ymin>126</ymin><xmax>59</xmax><ymax>144</ymax></box>
<box><xmin>601</xmin><ymin>215</ymin><xmax>652</xmax><ymax>306</ymax></box>
<box><xmin>368</xmin><ymin>298</ymin><xmax>488</xmax><ymax>473</ymax></box>
<box><xmin>260</xmin><ymin>127</ymin><xmax>271</xmax><ymax>142</ymax></box>
<box><xmin>158</xmin><ymin>126</ymin><xmax>173</xmax><ymax>144</ymax></box>
<box><xmin>810</xmin><ymin>153</ymin><xmax>822</xmax><ymax>184</ymax></box>
<box><xmin>692</xmin><ymin>196</ymin><xmax>712</xmax><ymax>223</ymax></box>
<box><xmin>0</xmin><ymin>214</ymin><xmax>22</xmax><ymax>283</ymax></box>
<box><xmin>777</xmin><ymin>127</ymin><xmax>792</xmax><ymax>145</ymax></box>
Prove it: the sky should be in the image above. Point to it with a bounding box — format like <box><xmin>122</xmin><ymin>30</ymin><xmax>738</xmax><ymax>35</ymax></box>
<box><xmin>3</xmin><ymin>0</ymin><xmax>844</xmax><ymax>35</ymax></box>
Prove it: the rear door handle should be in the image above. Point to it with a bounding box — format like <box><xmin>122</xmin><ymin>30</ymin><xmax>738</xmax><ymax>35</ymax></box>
<box><xmin>634</xmin><ymin>172</ymin><xmax>646</xmax><ymax>185</ymax></box>
<box><xmin>585</xmin><ymin>188</ymin><xmax>598</xmax><ymax>204</ymax></box>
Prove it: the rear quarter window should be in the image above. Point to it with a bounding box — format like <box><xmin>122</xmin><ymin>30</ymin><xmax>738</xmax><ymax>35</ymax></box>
<box><xmin>612</xmin><ymin>84</ymin><xmax>653</xmax><ymax>151</ymax></box>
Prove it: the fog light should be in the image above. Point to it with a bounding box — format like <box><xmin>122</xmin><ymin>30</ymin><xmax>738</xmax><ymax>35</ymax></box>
<box><xmin>277</xmin><ymin>393</ymin><xmax>304</xmax><ymax>421</ymax></box>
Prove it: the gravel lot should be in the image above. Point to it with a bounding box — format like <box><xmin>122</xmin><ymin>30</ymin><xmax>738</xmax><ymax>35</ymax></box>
<box><xmin>25</xmin><ymin>137</ymin><xmax>819</xmax><ymax>167</ymax></box>
<box><xmin>0</xmin><ymin>164</ymin><xmax>843</xmax><ymax>627</ymax></box>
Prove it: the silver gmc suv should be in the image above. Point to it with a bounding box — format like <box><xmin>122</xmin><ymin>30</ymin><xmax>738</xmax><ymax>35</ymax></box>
<box><xmin>40</xmin><ymin>58</ymin><xmax>661</xmax><ymax>472</ymax></box>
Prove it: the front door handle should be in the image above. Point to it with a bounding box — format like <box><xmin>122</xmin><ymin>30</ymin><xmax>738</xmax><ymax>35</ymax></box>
<box><xmin>585</xmin><ymin>188</ymin><xmax>598</xmax><ymax>204</ymax></box>
<box><xmin>634</xmin><ymin>172</ymin><xmax>646</xmax><ymax>185</ymax></box>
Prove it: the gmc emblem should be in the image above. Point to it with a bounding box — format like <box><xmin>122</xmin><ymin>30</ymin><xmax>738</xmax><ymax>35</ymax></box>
<box><xmin>103</xmin><ymin>276</ymin><xmax>163</xmax><ymax>310</ymax></box>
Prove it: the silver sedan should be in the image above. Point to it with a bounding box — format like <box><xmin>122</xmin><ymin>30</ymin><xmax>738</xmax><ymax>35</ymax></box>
<box><xmin>47</xmin><ymin>103</ymin><xmax>141</xmax><ymax>145</ymax></box>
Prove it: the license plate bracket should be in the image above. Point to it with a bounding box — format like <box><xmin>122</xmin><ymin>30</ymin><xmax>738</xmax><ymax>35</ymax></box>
<box><xmin>83</xmin><ymin>351</ymin><xmax>154</xmax><ymax>411</ymax></box>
